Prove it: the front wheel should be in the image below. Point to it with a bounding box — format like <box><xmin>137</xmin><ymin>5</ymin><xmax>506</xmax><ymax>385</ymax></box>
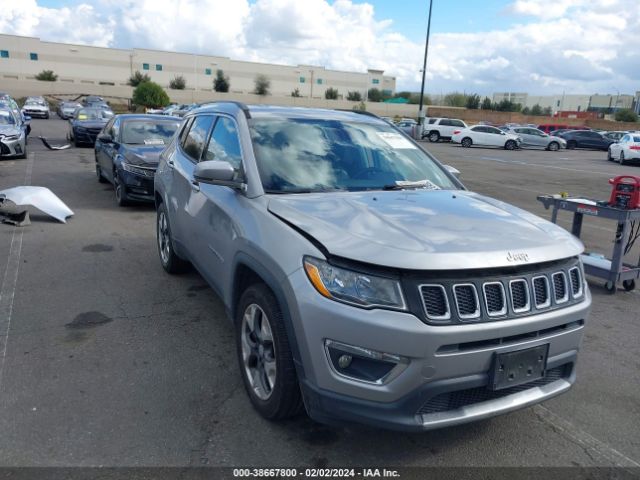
<box><xmin>461</xmin><ymin>137</ymin><xmax>472</xmax><ymax>148</ymax></box>
<box><xmin>548</xmin><ymin>141</ymin><xmax>560</xmax><ymax>151</ymax></box>
<box><xmin>619</xmin><ymin>152</ymin><xmax>625</xmax><ymax>165</ymax></box>
<box><xmin>156</xmin><ymin>203</ymin><xmax>189</xmax><ymax>274</ymax></box>
<box><xmin>505</xmin><ymin>140</ymin><xmax>517</xmax><ymax>150</ymax></box>
<box><xmin>607</xmin><ymin>149</ymin><xmax>613</xmax><ymax>161</ymax></box>
<box><xmin>236</xmin><ymin>284</ymin><xmax>302</xmax><ymax>420</ymax></box>
<box><xmin>428</xmin><ymin>131</ymin><xmax>440</xmax><ymax>143</ymax></box>
<box><xmin>113</xmin><ymin>172</ymin><xmax>130</xmax><ymax>207</ymax></box>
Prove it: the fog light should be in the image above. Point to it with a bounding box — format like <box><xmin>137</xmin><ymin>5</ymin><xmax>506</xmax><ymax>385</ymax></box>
<box><xmin>338</xmin><ymin>354</ymin><xmax>352</xmax><ymax>369</ymax></box>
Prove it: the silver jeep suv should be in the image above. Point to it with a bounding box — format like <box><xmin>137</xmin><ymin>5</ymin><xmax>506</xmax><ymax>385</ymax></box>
<box><xmin>154</xmin><ymin>103</ymin><xmax>591</xmax><ymax>431</ymax></box>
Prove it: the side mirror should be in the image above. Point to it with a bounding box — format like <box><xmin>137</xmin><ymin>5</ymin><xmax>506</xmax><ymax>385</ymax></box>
<box><xmin>97</xmin><ymin>133</ymin><xmax>113</xmax><ymax>143</ymax></box>
<box><xmin>23</xmin><ymin>115</ymin><xmax>31</xmax><ymax>124</ymax></box>
<box><xmin>193</xmin><ymin>160</ymin><xmax>244</xmax><ymax>189</ymax></box>
<box><xmin>444</xmin><ymin>164</ymin><xmax>461</xmax><ymax>179</ymax></box>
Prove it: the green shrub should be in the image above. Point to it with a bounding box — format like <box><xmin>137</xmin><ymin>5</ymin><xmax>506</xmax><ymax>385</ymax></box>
<box><xmin>35</xmin><ymin>70</ymin><xmax>57</xmax><ymax>81</ymax></box>
<box><xmin>132</xmin><ymin>81</ymin><xmax>170</xmax><ymax>108</ymax></box>
<box><xmin>127</xmin><ymin>71</ymin><xmax>150</xmax><ymax>87</ymax></box>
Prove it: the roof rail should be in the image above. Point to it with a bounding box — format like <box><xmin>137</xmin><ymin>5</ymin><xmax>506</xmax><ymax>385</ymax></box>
<box><xmin>336</xmin><ymin>109</ymin><xmax>382</xmax><ymax>119</ymax></box>
<box><xmin>198</xmin><ymin>100</ymin><xmax>251</xmax><ymax>119</ymax></box>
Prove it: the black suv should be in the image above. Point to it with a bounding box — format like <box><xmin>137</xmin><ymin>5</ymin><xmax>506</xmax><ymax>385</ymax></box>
<box><xmin>559</xmin><ymin>130</ymin><xmax>614</xmax><ymax>150</ymax></box>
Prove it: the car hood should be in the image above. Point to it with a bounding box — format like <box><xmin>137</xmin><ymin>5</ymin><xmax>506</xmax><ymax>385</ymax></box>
<box><xmin>268</xmin><ymin>190</ymin><xmax>583</xmax><ymax>270</ymax></box>
<box><xmin>73</xmin><ymin>120</ymin><xmax>108</xmax><ymax>129</ymax></box>
<box><xmin>120</xmin><ymin>145</ymin><xmax>164</xmax><ymax>166</ymax></box>
<box><xmin>22</xmin><ymin>105</ymin><xmax>47</xmax><ymax>110</ymax></box>
<box><xmin>0</xmin><ymin>125</ymin><xmax>21</xmax><ymax>136</ymax></box>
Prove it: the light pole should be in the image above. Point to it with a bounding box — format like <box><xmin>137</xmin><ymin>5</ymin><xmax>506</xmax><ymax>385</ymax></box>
<box><xmin>418</xmin><ymin>0</ymin><xmax>434</xmax><ymax>125</ymax></box>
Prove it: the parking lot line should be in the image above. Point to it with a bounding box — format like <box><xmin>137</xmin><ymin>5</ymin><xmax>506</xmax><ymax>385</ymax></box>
<box><xmin>534</xmin><ymin>405</ymin><xmax>640</xmax><ymax>469</ymax></box>
<box><xmin>0</xmin><ymin>153</ymin><xmax>33</xmax><ymax>394</ymax></box>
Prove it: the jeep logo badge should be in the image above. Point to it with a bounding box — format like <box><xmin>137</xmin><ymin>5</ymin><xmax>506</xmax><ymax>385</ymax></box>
<box><xmin>506</xmin><ymin>252</ymin><xmax>529</xmax><ymax>263</ymax></box>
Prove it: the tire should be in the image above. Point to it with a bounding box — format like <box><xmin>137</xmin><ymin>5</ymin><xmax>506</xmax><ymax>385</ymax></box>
<box><xmin>44</xmin><ymin>113</ymin><xmax>49</xmax><ymax>119</ymax></box>
<box><xmin>236</xmin><ymin>283</ymin><xmax>302</xmax><ymax>420</ymax></box>
<box><xmin>461</xmin><ymin>137</ymin><xmax>472</xmax><ymax>148</ymax></box>
<box><xmin>567</xmin><ymin>140</ymin><xmax>577</xmax><ymax>150</ymax></box>
<box><xmin>428</xmin><ymin>131</ymin><xmax>440</xmax><ymax>143</ymax></box>
<box><xmin>623</xmin><ymin>279</ymin><xmax>636</xmax><ymax>292</ymax></box>
<box><xmin>607</xmin><ymin>149</ymin><xmax>613</xmax><ymax>161</ymax></box>
<box><xmin>96</xmin><ymin>163</ymin><xmax>107</xmax><ymax>183</ymax></box>
<box><xmin>113</xmin><ymin>171</ymin><xmax>130</xmax><ymax>207</ymax></box>
<box><xmin>548</xmin><ymin>141</ymin><xmax>560</xmax><ymax>152</ymax></box>
<box><xmin>604</xmin><ymin>281</ymin><xmax>617</xmax><ymax>294</ymax></box>
<box><xmin>505</xmin><ymin>140</ymin><xmax>517</xmax><ymax>150</ymax></box>
<box><xmin>156</xmin><ymin>202</ymin><xmax>189</xmax><ymax>274</ymax></box>
<box><xmin>619</xmin><ymin>152</ymin><xmax>625</xmax><ymax>165</ymax></box>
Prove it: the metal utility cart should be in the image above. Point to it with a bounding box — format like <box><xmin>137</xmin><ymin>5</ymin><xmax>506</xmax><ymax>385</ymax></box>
<box><xmin>537</xmin><ymin>195</ymin><xmax>640</xmax><ymax>294</ymax></box>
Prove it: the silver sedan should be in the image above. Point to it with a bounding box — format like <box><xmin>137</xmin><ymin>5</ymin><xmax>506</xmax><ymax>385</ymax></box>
<box><xmin>507</xmin><ymin>127</ymin><xmax>566</xmax><ymax>151</ymax></box>
<box><xmin>0</xmin><ymin>109</ymin><xmax>27</xmax><ymax>159</ymax></box>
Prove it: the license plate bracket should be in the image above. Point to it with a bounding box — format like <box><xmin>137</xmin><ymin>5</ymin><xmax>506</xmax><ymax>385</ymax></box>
<box><xmin>490</xmin><ymin>344</ymin><xmax>549</xmax><ymax>391</ymax></box>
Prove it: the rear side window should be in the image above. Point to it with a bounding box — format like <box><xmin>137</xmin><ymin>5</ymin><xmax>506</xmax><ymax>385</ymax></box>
<box><xmin>428</xmin><ymin>118</ymin><xmax>437</xmax><ymax>124</ymax></box>
<box><xmin>203</xmin><ymin>116</ymin><xmax>243</xmax><ymax>169</ymax></box>
<box><xmin>439</xmin><ymin>119</ymin><xmax>452</xmax><ymax>126</ymax></box>
<box><xmin>472</xmin><ymin>126</ymin><xmax>486</xmax><ymax>133</ymax></box>
<box><xmin>451</xmin><ymin>120</ymin><xmax>465</xmax><ymax>127</ymax></box>
<box><xmin>181</xmin><ymin>115</ymin><xmax>214</xmax><ymax>162</ymax></box>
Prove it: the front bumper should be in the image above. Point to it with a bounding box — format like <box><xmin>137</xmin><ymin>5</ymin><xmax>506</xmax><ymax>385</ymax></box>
<box><xmin>0</xmin><ymin>135</ymin><xmax>26</xmax><ymax>157</ymax></box>
<box><xmin>73</xmin><ymin>128</ymin><xmax>102</xmax><ymax>145</ymax></box>
<box><xmin>118</xmin><ymin>168</ymin><xmax>155</xmax><ymax>202</ymax></box>
<box><xmin>22</xmin><ymin>109</ymin><xmax>48</xmax><ymax>118</ymax></box>
<box><xmin>286</xmin><ymin>268</ymin><xmax>591</xmax><ymax>431</ymax></box>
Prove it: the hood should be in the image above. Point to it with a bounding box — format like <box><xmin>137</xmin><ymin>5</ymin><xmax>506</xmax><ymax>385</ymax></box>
<box><xmin>120</xmin><ymin>144</ymin><xmax>164</xmax><ymax>166</ymax></box>
<box><xmin>268</xmin><ymin>190</ymin><xmax>583</xmax><ymax>270</ymax></box>
<box><xmin>73</xmin><ymin>119</ymin><xmax>107</xmax><ymax>129</ymax></box>
<box><xmin>0</xmin><ymin>125</ymin><xmax>21</xmax><ymax>136</ymax></box>
<box><xmin>22</xmin><ymin>104</ymin><xmax>48</xmax><ymax>111</ymax></box>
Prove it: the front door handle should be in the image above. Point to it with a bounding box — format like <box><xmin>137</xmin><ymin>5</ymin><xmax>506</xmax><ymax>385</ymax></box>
<box><xmin>191</xmin><ymin>179</ymin><xmax>200</xmax><ymax>192</ymax></box>
<box><xmin>167</xmin><ymin>159</ymin><xmax>174</xmax><ymax>168</ymax></box>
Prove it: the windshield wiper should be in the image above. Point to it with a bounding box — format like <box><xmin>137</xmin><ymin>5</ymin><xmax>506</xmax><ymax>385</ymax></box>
<box><xmin>382</xmin><ymin>179</ymin><xmax>441</xmax><ymax>191</ymax></box>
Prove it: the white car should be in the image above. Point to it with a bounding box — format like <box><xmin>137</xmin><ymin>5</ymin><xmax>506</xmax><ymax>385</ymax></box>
<box><xmin>451</xmin><ymin>125</ymin><xmax>521</xmax><ymax>150</ymax></box>
<box><xmin>422</xmin><ymin>117</ymin><xmax>468</xmax><ymax>142</ymax></box>
<box><xmin>607</xmin><ymin>133</ymin><xmax>640</xmax><ymax>165</ymax></box>
<box><xmin>21</xmin><ymin>100</ymin><xmax>50</xmax><ymax>119</ymax></box>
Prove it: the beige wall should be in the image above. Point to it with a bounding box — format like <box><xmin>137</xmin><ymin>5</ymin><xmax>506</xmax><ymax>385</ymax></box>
<box><xmin>0</xmin><ymin>34</ymin><xmax>395</xmax><ymax>99</ymax></box>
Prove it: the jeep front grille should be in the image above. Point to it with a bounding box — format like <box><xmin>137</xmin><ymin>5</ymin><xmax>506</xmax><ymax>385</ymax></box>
<box><xmin>453</xmin><ymin>284</ymin><xmax>480</xmax><ymax>319</ymax></box>
<box><xmin>532</xmin><ymin>276</ymin><xmax>551</xmax><ymax>308</ymax></box>
<box><xmin>420</xmin><ymin>285</ymin><xmax>450</xmax><ymax>321</ymax></box>
<box><xmin>483</xmin><ymin>282</ymin><xmax>506</xmax><ymax>317</ymax></box>
<box><xmin>553</xmin><ymin>272</ymin><xmax>568</xmax><ymax>303</ymax></box>
<box><xmin>569</xmin><ymin>267</ymin><xmax>583</xmax><ymax>298</ymax></box>
<box><xmin>510</xmin><ymin>279</ymin><xmax>530</xmax><ymax>313</ymax></box>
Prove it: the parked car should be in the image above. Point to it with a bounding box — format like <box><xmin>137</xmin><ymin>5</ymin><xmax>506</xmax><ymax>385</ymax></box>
<box><xmin>0</xmin><ymin>108</ymin><xmax>27</xmax><ymax>159</ymax></box>
<box><xmin>603</xmin><ymin>131</ymin><xmax>629</xmax><ymax>142</ymax></box>
<box><xmin>607</xmin><ymin>133</ymin><xmax>640</xmax><ymax>165</ymax></box>
<box><xmin>57</xmin><ymin>101</ymin><xmax>82</xmax><ymax>120</ymax></box>
<box><xmin>154</xmin><ymin>103</ymin><xmax>591</xmax><ymax>431</ymax></box>
<box><xmin>95</xmin><ymin>114</ymin><xmax>181</xmax><ymax>206</ymax></box>
<box><xmin>67</xmin><ymin>107</ymin><xmax>112</xmax><ymax>147</ymax></box>
<box><xmin>421</xmin><ymin>117</ymin><xmax>468</xmax><ymax>142</ymax></box>
<box><xmin>21</xmin><ymin>99</ymin><xmax>50</xmax><ymax>119</ymax></box>
<box><xmin>451</xmin><ymin>125</ymin><xmax>521</xmax><ymax>150</ymax></box>
<box><xmin>83</xmin><ymin>95</ymin><xmax>104</xmax><ymax>106</ymax></box>
<box><xmin>170</xmin><ymin>103</ymin><xmax>199</xmax><ymax>117</ymax></box>
<box><xmin>507</xmin><ymin>127</ymin><xmax>566</xmax><ymax>151</ymax></box>
<box><xmin>396</xmin><ymin>119</ymin><xmax>418</xmax><ymax>136</ymax></box>
<box><xmin>538</xmin><ymin>124</ymin><xmax>589</xmax><ymax>134</ymax></box>
<box><xmin>558</xmin><ymin>130</ymin><xmax>614</xmax><ymax>151</ymax></box>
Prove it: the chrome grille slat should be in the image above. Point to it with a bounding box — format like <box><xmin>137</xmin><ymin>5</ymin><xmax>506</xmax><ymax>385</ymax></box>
<box><xmin>532</xmin><ymin>276</ymin><xmax>551</xmax><ymax>308</ymax></box>
<box><xmin>419</xmin><ymin>284</ymin><xmax>450</xmax><ymax>321</ymax></box>
<box><xmin>552</xmin><ymin>272</ymin><xmax>569</xmax><ymax>303</ymax></box>
<box><xmin>510</xmin><ymin>279</ymin><xmax>530</xmax><ymax>313</ymax></box>
<box><xmin>569</xmin><ymin>267</ymin><xmax>583</xmax><ymax>298</ymax></box>
<box><xmin>453</xmin><ymin>284</ymin><xmax>480</xmax><ymax>319</ymax></box>
<box><xmin>483</xmin><ymin>282</ymin><xmax>506</xmax><ymax>317</ymax></box>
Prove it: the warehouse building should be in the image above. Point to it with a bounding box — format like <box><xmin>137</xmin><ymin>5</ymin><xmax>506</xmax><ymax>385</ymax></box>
<box><xmin>493</xmin><ymin>91</ymin><xmax>635</xmax><ymax>113</ymax></box>
<box><xmin>0</xmin><ymin>34</ymin><xmax>396</xmax><ymax>99</ymax></box>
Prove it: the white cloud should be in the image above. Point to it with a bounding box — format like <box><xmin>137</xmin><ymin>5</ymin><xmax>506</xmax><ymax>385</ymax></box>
<box><xmin>0</xmin><ymin>0</ymin><xmax>638</xmax><ymax>95</ymax></box>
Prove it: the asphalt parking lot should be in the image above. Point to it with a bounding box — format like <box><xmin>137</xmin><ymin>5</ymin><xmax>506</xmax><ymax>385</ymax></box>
<box><xmin>0</xmin><ymin>118</ymin><xmax>638</xmax><ymax>469</ymax></box>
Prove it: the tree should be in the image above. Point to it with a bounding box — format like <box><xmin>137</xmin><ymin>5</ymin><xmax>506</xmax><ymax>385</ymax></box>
<box><xmin>352</xmin><ymin>101</ymin><xmax>366</xmax><ymax>111</ymax></box>
<box><xmin>615</xmin><ymin>109</ymin><xmax>638</xmax><ymax>122</ymax></box>
<box><xmin>347</xmin><ymin>91</ymin><xmax>362</xmax><ymax>101</ymax></box>
<box><xmin>522</xmin><ymin>106</ymin><xmax>531</xmax><ymax>115</ymax></box>
<box><xmin>542</xmin><ymin>106</ymin><xmax>552</xmax><ymax>116</ymax></box>
<box><xmin>291</xmin><ymin>88</ymin><xmax>301</xmax><ymax>97</ymax></box>
<box><xmin>367</xmin><ymin>88</ymin><xmax>382</xmax><ymax>102</ymax></box>
<box><xmin>410</xmin><ymin>93</ymin><xmax>431</xmax><ymax>105</ymax></box>
<box><xmin>444</xmin><ymin>92</ymin><xmax>466</xmax><ymax>107</ymax></box>
<box><xmin>35</xmin><ymin>70</ymin><xmax>57</xmax><ymax>81</ymax></box>
<box><xmin>169</xmin><ymin>75</ymin><xmax>186</xmax><ymax>90</ymax></box>
<box><xmin>481</xmin><ymin>97</ymin><xmax>493</xmax><ymax>110</ymax></box>
<box><xmin>325</xmin><ymin>87</ymin><xmax>339</xmax><ymax>100</ymax></box>
<box><xmin>253</xmin><ymin>74</ymin><xmax>270</xmax><ymax>95</ymax></box>
<box><xmin>465</xmin><ymin>93</ymin><xmax>481</xmax><ymax>109</ymax></box>
<box><xmin>127</xmin><ymin>70</ymin><xmax>150</xmax><ymax>87</ymax></box>
<box><xmin>213</xmin><ymin>69</ymin><xmax>230</xmax><ymax>92</ymax></box>
<box><xmin>530</xmin><ymin>104</ymin><xmax>543</xmax><ymax>115</ymax></box>
<box><xmin>132</xmin><ymin>81</ymin><xmax>170</xmax><ymax>108</ymax></box>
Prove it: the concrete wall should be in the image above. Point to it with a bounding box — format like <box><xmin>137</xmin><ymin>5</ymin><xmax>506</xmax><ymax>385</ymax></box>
<box><xmin>0</xmin><ymin>33</ymin><xmax>396</xmax><ymax>99</ymax></box>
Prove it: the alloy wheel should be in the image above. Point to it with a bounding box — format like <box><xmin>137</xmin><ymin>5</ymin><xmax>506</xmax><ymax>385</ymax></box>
<box><xmin>240</xmin><ymin>303</ymin><xmax>277</xmax><ymax>401</ymax></box>
<box><xmin>157</xmin><ymin>210</ymin><xmax>171</xmax><ymax>266</ymax></box>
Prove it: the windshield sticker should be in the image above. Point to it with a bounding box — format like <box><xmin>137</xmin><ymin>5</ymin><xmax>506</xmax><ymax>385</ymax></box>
<box><xmin>376</xmin><ymin>132</ymin><xmax>417</xmax><ymax>149</ymax></box>
<box><xmin>77</xmin><ymin>114</ymin><xmax>87</xmax><ymax>120</ymax></box>
<box><xmin>144</xmin><ymin>138</ymin><xmax>165</xmax><ymax>145</ymax></box>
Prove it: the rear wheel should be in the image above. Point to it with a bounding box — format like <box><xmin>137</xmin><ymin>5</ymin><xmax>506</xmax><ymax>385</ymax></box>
<box><xmin>461</xmin><ymin>137</ymin><xmax>472</xmax><ymax>148</ymax></box>
<box><xmin>623</xmin><ymin>279</ymin><xmax>636</xmax><ymax>291</ymax></box>
<box><xmin>505</xmin><ymin>140</ymin><xmax>517</xmax><ymax>150</ymax></box>
<box><xmin>428</xmin><ymin>131</ymin><xmax>440</xmax><ymax>143</ymax></box>
<box><xmin>236</xmin><ymin>284</ymin><xmax>302</xmax><ymax>420</ymax></box>
<box><xmin>548</xmin><ymin>141</ymin><xmax>560</xmax><ymax>151</ymax></box>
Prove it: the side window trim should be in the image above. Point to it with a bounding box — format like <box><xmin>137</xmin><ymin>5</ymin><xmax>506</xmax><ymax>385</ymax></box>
<box><xmin>203</xmin><ymin>113</ymin><xmax>246</xmax><ymax>179</ymax></box>
<box><xmin>179</xmin><ymin>115</ymin><xmax>216</xmax><ymax>164</ymax></box>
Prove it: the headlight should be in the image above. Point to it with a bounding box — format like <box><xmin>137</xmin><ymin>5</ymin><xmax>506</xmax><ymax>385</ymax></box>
<box><xmin>303</xmin><ymin>257</ymin><xmax>406</xmax><ymax>310</ymax></box>
<box><xmin>1</xmin><ymin>134</ymin><xmax>20</xmax><ymax>141</ymax></box>
<box><xmin>122</xmin><ymin>162</ymin><xmax>155</xmax><ymax>177</ymax></box>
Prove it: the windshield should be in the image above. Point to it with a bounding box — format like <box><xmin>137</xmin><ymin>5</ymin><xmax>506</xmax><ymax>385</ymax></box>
<box><xmin>249</xmin><ymin>118</ymin><xmax>457</xmax><ymax>193</ymax></box>
<box><xmin>0</xmin><ymin>111</ymin><xmax>16</xmax><ymax>125</ymax></box>
<box><xmin>25</xmin><ymin>101</ymin><xmax>44</xmax><ymax>106</ymax></box>
<box><xmin>121</xmin><ymin>120</ymin><xmax>180</xmax><ymax>144</ymax></box>
<box><xmin>75</xmin><ymin>108</ymin><xmax>108</xmax><ymax>121</ymax></box>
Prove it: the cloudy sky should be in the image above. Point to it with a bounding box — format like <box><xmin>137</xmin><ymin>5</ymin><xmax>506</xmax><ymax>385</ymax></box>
<box><xmin>1</xmin><ymin>0</ymin><xmax>638</xmax><ymax>95</ymax></box>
